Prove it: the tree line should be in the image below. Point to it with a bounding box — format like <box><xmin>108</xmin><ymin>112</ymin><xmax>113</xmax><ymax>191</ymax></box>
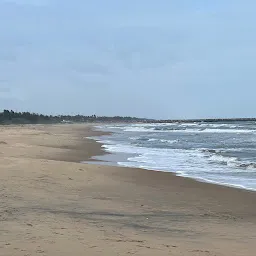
<box><xmin>0</xmin><ymin>110</ymin><xmax>149</xmax><ymax>124</ymax></box>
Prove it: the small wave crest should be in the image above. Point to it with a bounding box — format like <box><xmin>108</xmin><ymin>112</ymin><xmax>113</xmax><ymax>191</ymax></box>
<box><xmin>208</xmin><ymin>154</ymin><xmax>238</xmax><ymax>165</ymax></box>
<box><xmin>123</xmin><ymin>126</ymin><xmax>256</xmax><ymax>134</ymax></box>
<box><xmin>201</xmin><ymin>149</ymin><xmax>256</xmax><ymax>170</ymax></box>
<box><xmin>148</xmin><ymin>138</ymin><xmax>178</xmax><ymax>144</ymax></box>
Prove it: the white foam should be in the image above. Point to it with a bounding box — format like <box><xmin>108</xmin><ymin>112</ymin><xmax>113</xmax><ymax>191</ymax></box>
<box><xmin>95</xmin><ymin>123</ymin><xmax>256</xmax><ymax>191</ymax></box>
<box><xmin>130</xmin><ymin>136</ymin><xmax>140</xmax><ymax>141</ymax></box>
<box><xmin>121</xmin><ymin>126</ymin><xmax>256</xmax><ymax>134</ymax></box>
<box><xmin>208</xmin><ymin>155</ymin><xmax>238</xmax><ymax>165</ymax></box>
<box><xmin>148</xmin><ymin>138</ymin><xmax>157</xmax><ymax>142</ymax></box>
<box><xmin>148</xmin><ymin>138</ymin><xmax>177</xmax><ymax>144</ymax></box>
<box><xmin>98</xmin><ymin>140</ymin><xmax>256</xmax><ymax>191</ymax></box>
<box><xmin>197</xmin><ymin>128</ymin><xmax>255</xmax><ymax>134</ymax></box>
<box><xmin>160</xmin><ymin>139</ymin><xmax>178</xmax><ymax>144</ymax></box>
<box><xmin>123</xmin><ymin>127</ymin><xmax>156</xmax><ymax>132</ymax></box>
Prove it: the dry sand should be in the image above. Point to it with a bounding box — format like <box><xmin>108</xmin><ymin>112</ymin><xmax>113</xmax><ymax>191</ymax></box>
<box><xmin>0</xmin><ymin>124</ymin><xmax>255</xmax><ymax>256</ymax></box>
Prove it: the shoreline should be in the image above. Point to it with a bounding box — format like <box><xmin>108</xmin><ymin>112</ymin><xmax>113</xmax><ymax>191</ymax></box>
<box><xmin>89</xmin><ymin>125</ymin><xmax>256</xmax><ymax>192</ymax></box>
<box><xmin>0</xmin><ymin>123</ymin><xmax>255</xmax><ymax>256</ymax></box>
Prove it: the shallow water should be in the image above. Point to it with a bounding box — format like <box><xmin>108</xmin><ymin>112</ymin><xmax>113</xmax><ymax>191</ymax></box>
<box><xmin>93</xmin><ymin>122</ymin><xmax>256</xmax><ymax>191</ymax></box>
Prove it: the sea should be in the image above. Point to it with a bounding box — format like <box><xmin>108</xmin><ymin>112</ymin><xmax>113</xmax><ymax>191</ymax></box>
<box><xmin>91</xmin><ymin>121</ymin><xmax>256</xmax><ymax>191</ymax></box>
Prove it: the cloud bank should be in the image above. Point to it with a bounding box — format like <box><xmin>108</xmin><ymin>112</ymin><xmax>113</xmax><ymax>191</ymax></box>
<box><xmin>0</xmin><ymin>0</ymin><xmax>256</xmax><ymax>118</ymax></box>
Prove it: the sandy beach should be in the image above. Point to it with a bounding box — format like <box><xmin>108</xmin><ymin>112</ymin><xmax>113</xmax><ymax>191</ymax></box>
<box><xmin>0</xmin><ymin>124</ymin><xmax>255</xmax><ymax>256</ymax></box>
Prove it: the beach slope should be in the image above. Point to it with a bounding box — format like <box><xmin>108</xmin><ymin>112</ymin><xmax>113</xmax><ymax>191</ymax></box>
<box><xmin>0</xmin><ymin>124</ymin><xmax>255</xmax><ymax>256</ymax></box>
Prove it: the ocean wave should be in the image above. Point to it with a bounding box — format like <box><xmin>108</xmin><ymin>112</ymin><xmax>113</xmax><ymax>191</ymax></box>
<box><xmin>122</xmin><ymin>126</ymin><xmax>256</xmax><ymax>134</ymax></box>
<box><xmin>208</xmin><ymin>154</ymin><xmax>238</xmax><ymax>165</ymax></box>
<box><xmin>130</xmin><ymin>136</ymin><xmax>140</xmax><ymax>140</ymax></box>
<box><xmin>196</xmin><ymin>128</ymin><xmax>255</xmax><ymax>134</ymax></box>
<box><xmin>160</xmin><ymin>139</ymin><xmax>178</xmax><ymax>144</ymax></box>
<box><xmin>198</xmin><ymin>123</ymin><xmax>239</xmax><ymax>128</ymax></box>
<box><xmin>147</xmin><ymin>138</ymin><xmax>178</xmax><ymax>144</ymax></box>
<box><xmin>95</xmin><ymin>124</ymin><xmax>256</xmax><ymax>191</ymax></box>
<box><xmin>199</xmin><ymin>148</ymin><xmax>256</xmax><ymax>170</ymax></box>
<box><xmin>238</xmin><ymin>163</ymin><xmax>256</xmax><ymax>169</ymax></box>
<box><xmin>148</xmin><ymin>138</ymin><xmax>157</xmax><ymax>142</ymax></box>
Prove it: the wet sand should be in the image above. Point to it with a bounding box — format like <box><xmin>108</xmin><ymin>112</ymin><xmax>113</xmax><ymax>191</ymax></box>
<box><xmin>0</xmin><ymin>124</ymin><xmax>255</xmax><ymax>256</ymax></box>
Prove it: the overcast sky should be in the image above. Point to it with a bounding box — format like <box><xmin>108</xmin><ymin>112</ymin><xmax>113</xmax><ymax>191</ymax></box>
<box><xmin>0</xmin><ymin>0</ymin><xmax>256</xmax><ymax>119</ymax></box>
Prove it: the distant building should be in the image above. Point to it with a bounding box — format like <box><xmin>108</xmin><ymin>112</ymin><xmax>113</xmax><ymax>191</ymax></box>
<box><xmin>61</xmin><ymin>120</ymin><xmax>72</xmax><ymax>123</ymax></box>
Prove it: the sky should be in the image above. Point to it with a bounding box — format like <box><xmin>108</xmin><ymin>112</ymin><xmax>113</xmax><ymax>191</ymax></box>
<box><xmin>0</xmin><ymin>0</ymin><xmax>256</xmax><ymax>119</ymax></box>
